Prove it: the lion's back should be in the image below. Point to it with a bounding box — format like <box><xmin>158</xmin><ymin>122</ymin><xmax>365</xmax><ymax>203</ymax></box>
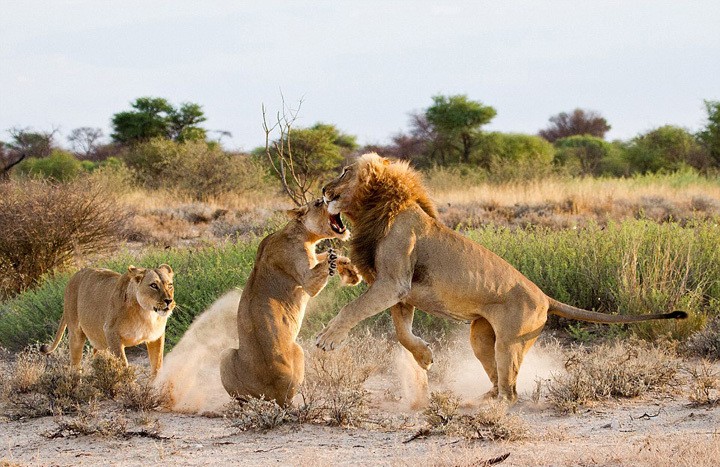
<box><xmin>66</xmin><ymin>268</ymin><xmax>122</xmax><ymax>325</ymax></box>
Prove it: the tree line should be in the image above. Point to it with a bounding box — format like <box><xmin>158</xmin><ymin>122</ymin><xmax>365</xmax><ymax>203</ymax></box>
<box><xmin>2</xmin><ymin>95</ymin><xmax>719</xmax><ymax>195</ymax></box>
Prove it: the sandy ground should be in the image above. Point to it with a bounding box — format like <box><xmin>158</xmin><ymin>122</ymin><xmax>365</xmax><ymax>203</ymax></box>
<box><xmin>2</xmin><ymin>391</ymin><xmax>719</xmax><ymax>466</ymax></box>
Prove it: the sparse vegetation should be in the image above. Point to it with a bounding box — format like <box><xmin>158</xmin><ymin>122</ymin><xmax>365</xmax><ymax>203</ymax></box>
<box><xmin>422</xmin><ymin>391</ymin><xmax>528</xmax><ymax>441</ymax></box>
<box><xmin>546</xmin><ymin>339</ymin><xmax>681</xmax><ymax>413</ymax></box>
<box><xmin>0</xmin><ymin>178</ymin><xmax>127</xmax><ymax>297</ymax></box>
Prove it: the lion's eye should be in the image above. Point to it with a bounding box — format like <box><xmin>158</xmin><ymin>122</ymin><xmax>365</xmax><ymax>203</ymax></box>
<box><xmin>150</xmin><ymin>283</ymin><xmax>159</xmax><ymax>290</ymax></box>
<box><xmin>168</xmin><ymin>284</ymin><xmax>174</xmax><ymax>289</ymax></box>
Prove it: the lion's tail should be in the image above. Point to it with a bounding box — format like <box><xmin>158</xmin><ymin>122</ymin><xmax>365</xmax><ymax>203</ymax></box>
<box><xmin>547</xmin><ymin>298</ymin><xmax>687</xmax><ymax>323</ymax></box>
<box><xmin>40</xmin><ymin>315</ymin><xmax>67</xmax><ymax>354</ymax></box>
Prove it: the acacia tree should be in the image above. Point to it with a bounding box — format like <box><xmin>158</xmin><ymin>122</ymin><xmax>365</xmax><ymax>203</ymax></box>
<box><xmin>111</xmin><ymin>97</ymin><xmax>207</xmax><ymax>145</ymax></box>
<box><xmin>698</xmin><ymin>100</ymin><xmax>720</xmax><ymax>166</ymax></box>
<box><xmin>425</xmin><ymin>94</ymin><xmax>497</xmax><ymax>164</ymax></box>
<box><xmin>539</xmin><ymin>109</ymin><xmax>611</xmax><ymax>142</ymax></box>
<box><xmin>1</xmin><ymin>127</ymin><xmax>58</xmax><ymax>178</ymax></box>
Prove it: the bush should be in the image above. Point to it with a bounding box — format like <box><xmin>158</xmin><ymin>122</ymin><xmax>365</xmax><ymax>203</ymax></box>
<box><xmin>125</xmin><ymin>139</ymin><xmax>268</xmax><ymax>199</ymax></box>
<box><xmin>546</xmin><ymin>339</ymin><xmax>680</xmax><ymax>413</ymax></box>
<box><xmin>468</xmin><ymin>220</ymin><xmax>719</xmax><ymax>340</ymax></box>
<box><xmin>0</xmin><ymin>179</ymin><xmax>127</xmax><ymax>297</ymax></box>
<box><xmin>14</xmin><ymin>150</ymin><xmax>87</xmax><ymax>181</ymax></box>
<box><xmin>476</xmin><ymin>132</ymin><xmax>555</xmax><ymax>179</ymax></box>
<box><xmin>625</xmin><ymin>125</ymin><xmax>711</xmax><ymax>173</ymax></box>
<box><xmin>554</xmin><ymin>135</ymin><xmax>625</xmax><ymax>176</ymax></box>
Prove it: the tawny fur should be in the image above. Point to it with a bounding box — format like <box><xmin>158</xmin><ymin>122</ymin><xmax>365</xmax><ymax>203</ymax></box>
<box><xmin>318</xmin><ymin>153</ymin><xmax>687</xmax><ymax>403</ymax></box>
<box><xmin>41</xmin><ymin>265</ymin><xmax>176</xmax><ymax>375</ymax></box>
<box><xmin>219</xmin><ymin>200</ymin><xmax>361</xmax><ymax>406</ymax></box>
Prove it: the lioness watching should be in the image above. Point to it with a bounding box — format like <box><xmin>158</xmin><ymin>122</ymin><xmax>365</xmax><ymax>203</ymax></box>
<box><xmin>220</xmin><ymin>199</ymin><xmax>361</xmax><ymax>406</ymax></box>
<box><xmin>316</xmin><ymin>153</ymin><xmax>687</xmax><ymax>403</ymax></box>
<box><xmin>41</xmin><ymin>265</ymin><xmax>175</xmax><ymax>375</ymax></box>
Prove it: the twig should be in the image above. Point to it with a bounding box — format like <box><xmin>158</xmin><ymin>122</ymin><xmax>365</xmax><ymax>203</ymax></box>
<box><xmin>632</xmin><ymin>409</ymin><xmax>662</xmax><ymax>420</ymax></box>
<box><xmin>403</xmin><ymin>427</ymin><xmax>431</xmax><ymax>443</ymax></box>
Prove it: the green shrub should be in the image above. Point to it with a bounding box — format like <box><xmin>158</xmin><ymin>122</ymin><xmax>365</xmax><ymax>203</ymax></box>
<box><xmin>124</xmin><ymin>139</ymin><xmax>268</xmax><ymax>199</ymax></box>
<box><xmin>476</xmin><ymin>132</ymin><xmax>555</xmax><ymax>179</ymax></box>
<box><xmin>554</xmin><ymin>135</ymin><xmax>625</xmax><ymax>176</ymax></box>
<box><xmin>625</xmin><ymin>125</ymin><xmax>711</xmax><ymax>174</ymax></box>
<box><xmin>15</xmin><ymin>150</ymin><xmax>86</xmax><ymax>181</ymax></box>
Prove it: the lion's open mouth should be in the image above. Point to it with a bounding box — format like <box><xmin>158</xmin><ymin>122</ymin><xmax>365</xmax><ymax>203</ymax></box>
<box><xmin>329</xmin><ymin>213</ymin><xmax>345</xmax><ymax>234</ymax></box>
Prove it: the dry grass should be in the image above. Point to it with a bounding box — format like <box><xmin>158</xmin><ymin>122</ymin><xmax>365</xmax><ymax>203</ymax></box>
<box><xmin>0</xmin><ymin>179</ymin><xmax>128</xmax><ymax>296</ymax></box>
<box><xmin>223</xmin><ymin>334</ymin><xmax>394</xmax><ymax>430</ymax></box>
<box><xmin>547</xmin><ymin>338</ymin><xmax>681</xmax><ymax>413</ymax></box>
<box><xmin>225</xmin><ymin>397</ymin><xmax>294</xmax><ymax>431</ymax></box>
<box><xmin>116</xmin><ymin>173</ymin><xmax>720</xmax><ymax>248</ymax></box>
<box><xmin>422</xmin><ymin>391</ymin><xmax>528</xmax><ymax>441</ymax></box>
<box><xmin>686</xmin><ymin>360</ymin><xmax>720</xmax><ymax>406</ymax></box>
<box><xmin>2</xmin><ymin>346</ymin><xmax>167</xmax><ymax>419</ymax></box>
<box><xmin>298</xmin><ymin>333</ymin><xmax>392</xmax><ymax>426</ymax></box>
<box><xmin>685</xmin><ymin>316</ymin><xmax>720</xmax><ymax>360</ymax></box>
<box><xmin>121</xmin><ymin>189</ymin><xmax>288</xmax><ymax>246</ymax></box>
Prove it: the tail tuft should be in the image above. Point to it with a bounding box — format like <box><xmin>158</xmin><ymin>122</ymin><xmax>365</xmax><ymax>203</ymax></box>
<box><xmin>668</xmin><ymin>310</ymin><xmax>688</xmax><ymax>320</ymax></box>
<box><xmin>40</xmin><ymin>344</ymin><xmax>51</xmax><ymax>354</ymax></box>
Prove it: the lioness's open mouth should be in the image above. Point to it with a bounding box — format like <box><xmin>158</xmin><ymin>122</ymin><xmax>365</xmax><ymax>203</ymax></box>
<box><xmin>329</xmin><ymin>213</ymin><xmax>346</xmax><ymax>234</ymax></box>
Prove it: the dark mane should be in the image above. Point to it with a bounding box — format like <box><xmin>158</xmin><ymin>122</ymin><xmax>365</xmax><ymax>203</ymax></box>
<box><xmin>349</xmin><ymin>155</ymin><xmax>438</xmax><ymax>281</ymax></box>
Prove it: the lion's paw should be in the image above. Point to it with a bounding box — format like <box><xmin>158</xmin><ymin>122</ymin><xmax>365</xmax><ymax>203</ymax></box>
<box><xmin>315</xmin><ymin>321</ymin><xmax>348</xmax><ymax>351</ymax></box>
<box><xmin>412</xmin><ymin>340</ymin><xmax>434</xmax><ymax>370</ymax></box>
<box><xmin>336</xmin><ymin>256</ymin><xmax>362</xmax><ymax>286</ymax></box>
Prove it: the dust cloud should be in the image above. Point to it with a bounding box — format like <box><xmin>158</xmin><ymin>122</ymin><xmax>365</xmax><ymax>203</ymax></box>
<box><xmin>391</xmin><ymin>331</ymin><xmax>565</xmax><ymax>407</ymax></box>
<box><xmin>155</xmin><ymin>290</ymin><xmax>241</xmax><ymax>413</ymax></box>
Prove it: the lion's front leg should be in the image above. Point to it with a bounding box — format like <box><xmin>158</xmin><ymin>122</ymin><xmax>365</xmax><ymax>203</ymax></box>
<box><xmin>146</xmin><ymin>334</ymin><xmax>164</xmax><ymax>376</ymax></box>
<box><xmin>316</xmin><ymin>279</ymin><xmax>409</xmax><ymax>351</ymax></box>
<box><xmin>302</xmin><ymin>249</ymin><xmax>337</xmax><ymax>297</ymax></box>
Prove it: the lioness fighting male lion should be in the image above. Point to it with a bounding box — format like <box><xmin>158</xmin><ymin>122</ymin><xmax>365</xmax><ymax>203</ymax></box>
<box><xmin>316</xmin><ymin>153</ymin><xmax>687</xmax><ymax>403</ymax></box>
<box><xmin>42</xmin><ymin>265</ymin><xmax>176</xmax><ymax>375</ymax></box>
<box><xmin>220</xmin><ymin>199</ymin><xmax>361</xmax><ymax>406</ymax></box>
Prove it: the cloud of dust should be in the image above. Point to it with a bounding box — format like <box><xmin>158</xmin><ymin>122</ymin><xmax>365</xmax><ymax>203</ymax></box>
<box><xmin>155</xmin><ymin>290</ymin><xmax>240</xmax><ymax>413</ymax></box>
<box><xmin>393</xmin><ymin>346</ymin><xmax>429</xmax><ymax>410</ymax></box>
<box><xmin>394</xmin><ymin>331</ymin><xmax>565</xmax><ymax>407</ymax></box>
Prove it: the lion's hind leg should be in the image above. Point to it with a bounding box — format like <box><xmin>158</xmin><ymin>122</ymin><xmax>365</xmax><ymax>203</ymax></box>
<box><xmin>491</xmin><ymin>318</ymin><xmax>545</xmax><ymax>404</ymax></box>
<box><xmin>470</xmin><ymin>317</ymin><xmax>499</xmax><ymax>399</ymax></box>
<box><xmin>68</xmin><ymin>326</ymin><xmax>87</xmax><ymax>368</ymax></box>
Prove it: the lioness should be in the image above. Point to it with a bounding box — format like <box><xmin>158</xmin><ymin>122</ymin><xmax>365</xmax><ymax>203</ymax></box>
<box><xmin>41</xmin><ymin>265</ymin><xmax>175</xmax><ymax>375</ymax></box>
<box><xmin>220</xmin><ymin>199</ymin><xmax>361</xmax><ymax>406</ymax></box>
<box><xmin>316</xmin><ymin>153</ymin><xmax>687</xmax><ymax>403</ymax></box>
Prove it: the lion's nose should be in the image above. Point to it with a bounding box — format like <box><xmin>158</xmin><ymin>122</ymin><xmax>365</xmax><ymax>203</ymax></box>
<box><xmin>164</xmin><ymin>299</ymin><xmax>173</xmax><ymax>306</ymax></box>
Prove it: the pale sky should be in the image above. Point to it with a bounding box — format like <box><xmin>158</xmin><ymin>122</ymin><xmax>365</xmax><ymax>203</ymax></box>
<box><xmin>1</xmin><ymin>1</ymin><xmax>719</xmax><ymax>151</ymax></box>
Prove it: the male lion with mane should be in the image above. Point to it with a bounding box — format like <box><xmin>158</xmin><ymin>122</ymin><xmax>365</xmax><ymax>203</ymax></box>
<box><xmin>316</xmin><ymin>153</ymin><xmax>687</xmax><ymax>403</ymax></box>
<box><xmin>41</xmin><ymin>265</ymin><xmax>176</xmax><ymax>375</ymax></box>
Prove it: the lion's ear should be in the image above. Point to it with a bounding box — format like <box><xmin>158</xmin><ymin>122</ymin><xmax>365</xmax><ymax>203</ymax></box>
<box><xmin>158</xmin><ymin>264</ymin><xmax>174</xmax><ymax>277</ymax></box>
<box><xmin>285</xmin><ymin>205</ymin><xmax>308</xmax><ymax>219</ymax></box>
<box><xmin>127</xmin><ymin>265</ymin><xmax>146</xmax><ymax>282</ymax></box>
